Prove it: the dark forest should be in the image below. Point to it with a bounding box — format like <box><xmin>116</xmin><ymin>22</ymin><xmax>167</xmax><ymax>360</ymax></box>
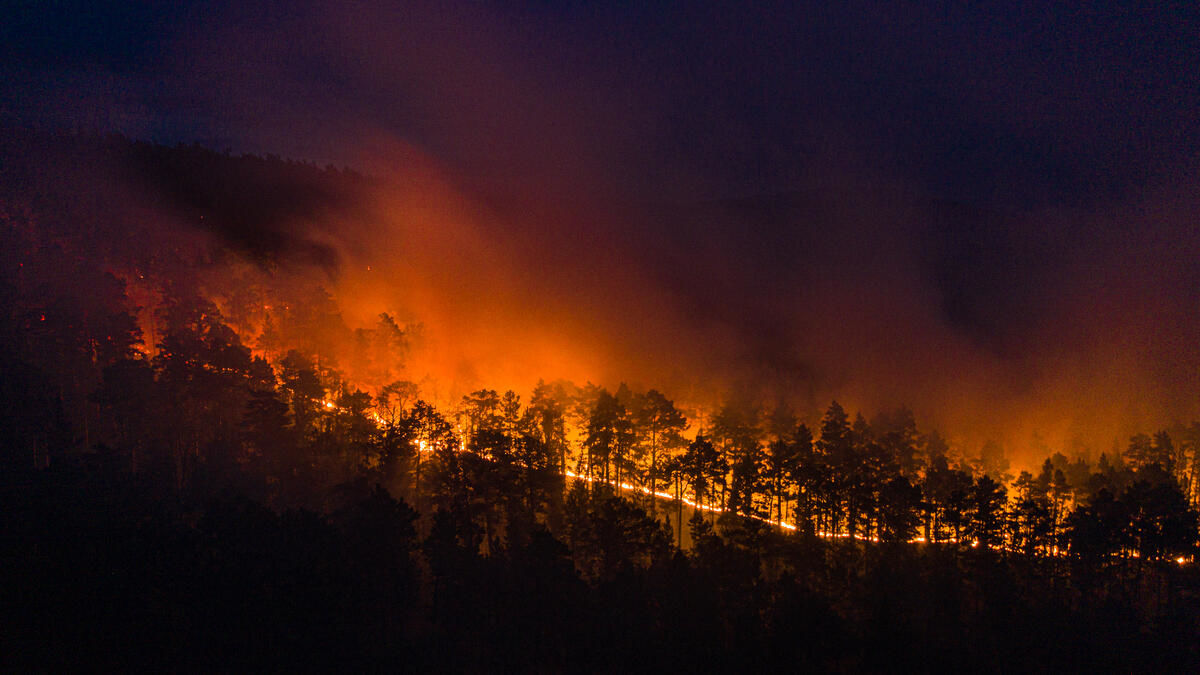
<box><xmin>6</xmin><ymin>3</ymin><xmax>1200</xmax><ymax>670</ymax></box>
<box><xmin>3</xmin><ymin>132</ymin><xmax>1200</xmax><ymax>672</ymax></box>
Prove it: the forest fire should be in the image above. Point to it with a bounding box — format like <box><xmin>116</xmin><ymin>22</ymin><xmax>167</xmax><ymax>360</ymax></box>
<box><xmin>4</xmin><ymin>133</ymin><xmax>1199</xmax><ymax>565</ymax></box>
<box><xmin>5</xmin><ymin>2</ymin><xmax>1200</xmax><ymax>671</ymax></box>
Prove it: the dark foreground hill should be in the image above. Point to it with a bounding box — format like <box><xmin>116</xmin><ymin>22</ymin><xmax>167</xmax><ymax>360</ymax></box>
<box><xmin>4</xmin><ymin>463</ymin><xmax>1199</xmax><ymax>673</ymax></box>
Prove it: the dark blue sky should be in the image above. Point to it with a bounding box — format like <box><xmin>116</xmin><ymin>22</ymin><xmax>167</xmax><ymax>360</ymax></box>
<box><xmin>4</xmin><ymin>1</ymin><xmax>1198</xmax><ymax>205</ymax></box>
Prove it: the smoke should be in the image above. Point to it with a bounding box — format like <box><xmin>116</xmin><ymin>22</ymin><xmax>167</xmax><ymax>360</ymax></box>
<box><xmin>8</xmin><ymin>1</ymin><xmax>1200</xmax><ymax>470</ymax></box>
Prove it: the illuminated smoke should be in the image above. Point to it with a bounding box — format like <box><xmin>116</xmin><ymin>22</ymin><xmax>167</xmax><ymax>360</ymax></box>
<box><xmin>15</xmin><ymin>1</ymin><xmax>1200</xmax><ymax>472</ymax></box>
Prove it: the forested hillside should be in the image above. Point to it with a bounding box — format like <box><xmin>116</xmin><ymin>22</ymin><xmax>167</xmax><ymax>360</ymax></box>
<box><xmin>3</xmin><ymin>134</ymin><xmax>1199</xmax><ymax>671</ymax></box>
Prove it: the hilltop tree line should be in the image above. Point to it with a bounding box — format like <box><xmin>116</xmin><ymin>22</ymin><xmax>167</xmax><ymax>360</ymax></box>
<box><xmin>4</xmin><ymin>139</ymin><xmax>1200</xmax><ymax>670</ymax></box>
<box><xmin>4</xmin><ymin>189</ymin><xmax>1200</xmax><ymax>559</ymax></box>
<box><xmin>4</xmin><ymin>133</ymin><xmax>1195</xmax><ymax>566</ymax></box>
<box><xmin>4</xmin><ymin>219</ymin><xmax>1196</xmax><ymax>565</ymax></box>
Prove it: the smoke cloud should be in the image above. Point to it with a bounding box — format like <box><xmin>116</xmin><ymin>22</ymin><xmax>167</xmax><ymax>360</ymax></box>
<box><xmin>6</xmin><ymin>1</ymin><xmax>1200</xmax><ymax>469</ymax></box>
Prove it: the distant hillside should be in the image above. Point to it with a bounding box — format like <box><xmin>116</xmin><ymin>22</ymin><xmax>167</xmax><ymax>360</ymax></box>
<box><xmin>0</xmin><ymin>128</ymin><xmax>372</xmax><ymax>272</ymax></box>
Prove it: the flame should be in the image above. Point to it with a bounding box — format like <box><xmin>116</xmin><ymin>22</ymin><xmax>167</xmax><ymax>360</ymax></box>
<box><xmin>290</xmin><ymin>399</ymin><xmax>1186</xmax><ymax>559</ymax></box>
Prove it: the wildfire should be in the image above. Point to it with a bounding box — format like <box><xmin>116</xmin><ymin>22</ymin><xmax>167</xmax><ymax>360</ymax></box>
<box><xmin>308</xmin><ymin>395</ymin><xmax>1190</xmax><ymax>561</ymax></box>
<box><xmin>564</xmin><ymin>469</ymin><xmax>924</xmax><ymax>540</ymax></box>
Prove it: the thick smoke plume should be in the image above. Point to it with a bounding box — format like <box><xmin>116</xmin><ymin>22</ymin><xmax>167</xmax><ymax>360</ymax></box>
<box><xmin>7</xmin><ymin>1</ymin><xmax>1200</xmax><ymax>470</ymax></box>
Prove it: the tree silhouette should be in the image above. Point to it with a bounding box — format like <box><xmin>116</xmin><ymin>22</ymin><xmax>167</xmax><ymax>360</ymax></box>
<box><xmin>1123</xmin><ymin>472</ymin><xmax>1198</xmax><ymax>560</ymax></box>
<box><xmin>1011</xmin><ymin>471</ymin><xmax>1055</xmax><ymax>555</ymax></box>
<box><xmin>153</xmin><ymin>292</ymin><xmax>258</xmax><ymax>491</ymax></box>
<box><xmin>872</xmin><ymin>407</ymin><xmax>923</xmax><ymax>479</ymax></box>
<box><xmin>817</xmin><ymin>401</ymin><xmax>853</xmax><ymax>536</ymax></box>
<box><xmin>527</xmin><ymin>379</ymin><xmax>570</xmax><ymax>476</ymax></box>
<box><xmin>681</xmin><ymin>435</ymin><xmax>723</xmax><ymax>518</ymax></box>
<box><xmin>967</xmin><ymin>475</ymin><xmax>1007</xmax><ymax>548</ymax></box>
<box><xmin>787</xmin><ymin>423</ymin><xmax>819</xmax><ymax>536</ymax></box>
<box><xmin>763</xmin><ymin>436</ymin><xmax>796</xmax><ymax>523</ymax></box>
<box><xmin>278</xmin><ymin>350</ymin><xmax>326</xmax><ymax>441</ymax></box>
<box><xmin>711</xmin><ymin>397</ymin><xmax>760</xmax><ymax>510</ymax></box>
<box><xmin>632</xmin><ymin>389</ymin><xmax>688</xmax><ymax>498</ymax></box>
<box><xmin>584</xmin><ymin>389</ymin><xmax>634</xmax><ymax>486</ymax></box>
<box><xmin>411</xmin><ymin>400</ymin><xmax>459</xmax><ymax>511</ymax></box>
<box><xmin>877</xmin><ymin>475</ymin><xmax>922</xmax><ymax>543</ymax></box>
<box><xmin>1066</xmin><ymin>488</ymin><xmax>1130</xmax><ymax>560</ymax></box>
<box><xmin>728</xmin><ymin>439</ymin><xmax>765</xmax><ymax>517</ymax></box>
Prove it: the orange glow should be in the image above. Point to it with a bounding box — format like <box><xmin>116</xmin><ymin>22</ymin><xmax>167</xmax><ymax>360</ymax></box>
<box><xmin>99</xmin><ymin>135</ymin><xmax>1200</xmax><ymax>477</ymax></box>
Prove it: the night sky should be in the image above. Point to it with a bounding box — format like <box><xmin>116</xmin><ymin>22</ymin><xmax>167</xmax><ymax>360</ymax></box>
<box><xmin>5</xmin><ymin>1</ymin><xmax>1198</xmax><ymax>202</ymax></box>
<box><xmin>4</xmin><ymin>1</ymin><xmax>1200</xmax><ymax>463</ymax></box>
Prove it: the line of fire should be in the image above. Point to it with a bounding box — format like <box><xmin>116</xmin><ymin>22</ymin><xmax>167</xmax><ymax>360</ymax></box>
<box><xmin>6</xmin><ymin>131</ymin><xmax>1200</xmax><ymax>670</ymax></box>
